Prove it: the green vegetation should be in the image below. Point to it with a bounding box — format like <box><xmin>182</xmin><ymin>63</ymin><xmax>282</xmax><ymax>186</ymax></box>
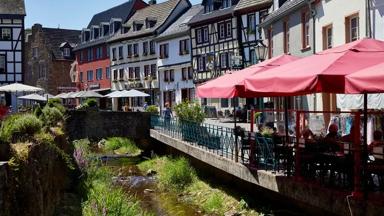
<box><xmin>83</xmin><ymin>98</ymin><xmax>98</xmax><ymax>108</ymax></box>
<box><xmin>174</xmin><ymin>101</ymin><xmax>205</xmax><ymax>123</ymax></box>
<box><xmin>145</xmin><ymin>105</ymin><xmax>159</xmax><ymax>115</ymax></box>
<box><xmin>139</xmin><ymin>156</ymin><xmax>259</xmax><ymax>215</ymax></box>
<box><xmin>0</xmin><ymin>114</ymin><xmax>42</xmax><ymax>143</ymax></box>
<box><xmin>40</xmin><ymin>106</ymin><xmax>64</xmax><ymax>127</ymax></box>
<box><xmin>103</xmin><ymin>137</ymin><xmax>141</xmax><ymax>155</ymax></box>
<box><xmin>46</xmin><ymin>98</ymin><xmax>66</xmax><ymax>114</ymax></box>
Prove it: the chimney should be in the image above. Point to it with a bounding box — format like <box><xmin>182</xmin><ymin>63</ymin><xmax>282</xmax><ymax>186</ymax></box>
<box><xmin>148</xmin><ymin>0</ymin><xmax>156</xmax><ymax>5</ymax></box>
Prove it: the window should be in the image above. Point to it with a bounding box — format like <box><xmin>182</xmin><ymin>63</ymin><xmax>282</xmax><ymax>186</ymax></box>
<box><xmin>112</xmin><ymin>48</ymin><xmax>116</xmax><ymax>60</ymax></box>
<box><xmin>197</xmin><ymin>56</ymin><xmax>206</xmax><ymax>71</ymax></box>
<box><xmin>32</xmin><ymin>47</ymin><xmax>39</xmax><ymax>59</ymax></box>
<box><xmin>159</xmin><ymin>43</ymin><xmax>169</xmax><ymax>59</ymax></box>
<box><xmin>323</xmin><ymin>25</ymin><xmax>333</xmax><ymax>50</ymax></box>
<box><xmin>79</xmin><ymin>51</ymin><xmax>84</xmax><ymax>62</ymax></box>
<box><xmin>127</xmin><ymin>44</ymin><xmax>132</xmax><ymax>57</ymax></box>
<box><xmin>143</xmin><ymin>41</ymin><xmax>148</xmax><ymax>56</ymax></box>
<box><xmin>87</xmin><ymin>48</ymin><xmax>93</xmax><ymax>61</ymax></box>
<box><xmin>96</xmin><ymin>68</ymin><xmax>102</xmax><ymax>80</ymax></box>
<box><xmin>106</xmin><ymin>67</ymin><xmax>111</xmax><ymax>79</ymax></box>
<box><xmin>119</xmin><ymin>68</ymin><xmax>124</xmax><ymax>80</ymax></box>
<box><xmin>250</xmin><ymin>49</ymin><xmax>256</xmax><ymax>65</ymax></box>
<box><xmin>219</xmin><ymin>23</ymin><xmax>225</xmax><ymax>39</ymax></box>
<box><xmin>150</xmin><ymin>41</ymin><xmax>156</xmax><ymax>54</ymax></box>
<box><xmin>38</xmin><ymin>63</ymin><xmax>46</xmax><ymax>79</ymax></box>
<box><xmin>79</xmin><ymin>72</ymin><xmax>83</xmax><ymax>82</ymax></box>
<box><xmin>144</xmin><ymin>65</ymin><xmax>150</xmax><ymax>77</ymax></box>
<box><xmin>118</xmin><ymin>46</ymin><xmax>123</xmax><ymax>59</ymax></box>
<box><xmin>346</xmin><ymin>14</ymin><xmax>359</xmax><ymax>42</ymax></box>
<box><xmin>283</xmin><ymin>20</ymin><xmax>290</xmax><ymax>53</ymax></box>
<box><xmin>301</xmin><ymin>10</ymin><xmax>310</xmax><ymax>49</ymax></box>
<box><xmin>226</xmin><ymin>21</ymin><xmax>232</xmax><ymax>38</ymax></box>
<box><xmin>134</xmin><ymin>67</ymin><xmax>140</xmax><ymax>79</ymax></box>
<box><xmin>196</xmin><ymin>29</ymin><xmax>202</xmax><ymax>44</ymax></box>
<box><xmin>220</xmin><ymin>53</ymin><xmax>229</xmax><ymax>68</ymax></box>
<box><xmin>164</xmin><ymin>70</ymin><xmax>169</xmax><ymax>82</ymax></box>
<box><xmin>63</xmin><ymin>48</ymin><xmax>71</xmax><ymax>57</ymax></box>
<box><xmin>133</xmin><ymin>43</ymin><xmax>139</xmax><ymax>57</ymax></box>
<box><xmin>204</xmin><ymin>0</ymin><xmax>213</xmax><ymax>13</ymax></box>
<box><xmin>169</xmin><ymin>69</ymin><xmax>174</xmax><ymax>82</ymax></box>
<box><xmin>222</xmin><ymin>0</ymin><xmax>231</xmax><ymax>8</ymax></box>
<box><xmin>1</xmin><ymin>28</ymin><xmax>11</xmax><ymax>40</ymax></box>
<box><xmin>179</xmin><ymin>39</ymin><xmax>189</xmax><ymax>55</ymax></box>
<box><xmin>268</xmin><ymin>28</ymin><xmax>273</xmax><ymax>58</ymax></box>
<box><xmin>87</xmin><ymin>70</ymin><xmax>93</xmax><ymax>81</ymax></box>
<box><xmin>128</xmin><ymin>67</ymin><xmax>133</xmax><ymax>79</ymax></box>
<box><xmin>248</xmin><ymin>14</ymin><xmax>256</xmax><ymax>34</ymax></box>
<box><xmin>182</xmin><ymin>67</ymin><xmax>187</xmax><ymax>80</ymax></box>
<box><xmin>113</xmin><ymin>70</ymin><xmax>118</xmax><ymax>81</ymax></box>
<box><xmin>188</xmin><ymin>67</ymin><xmax>193</xmax><ymax>79</ymax></box>
<box><xmin>203</xmin><ymin>27</ymin><xmax>209</xmax><ymax>42</ymax></box>
<box><xmin>0</xmin><ymin>55</ymin><xmax>5</xmax><ymax>73</ymax></box>
<box><xmin>95</xmin><ymin>47</ymin><xmax>103</xmax><ymax>59</ymax></box>
<box><xmin>151</xmin><ymin>64</ymin><xmax>156</xmax><ymax>78</ymax></box>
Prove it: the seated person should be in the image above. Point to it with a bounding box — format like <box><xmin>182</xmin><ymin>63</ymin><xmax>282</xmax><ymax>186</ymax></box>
<box><xmin>256</xmin><ymin>124</ymin><xmax>263</xmax><ymax>137</ymax></box>
<box><xmin>341</xmin><ymin>125</ymin><xmax>355</xmax><ymax>143</ymax></box>
<box><xmin>369</xmin><ymin>130</ymin><xmax>384</xmax><ymax>154</ymax></box>
<box><xmin>324</xmin><ymin>123</ymin><xmax>342</xmax><ymax>153</ymax></box>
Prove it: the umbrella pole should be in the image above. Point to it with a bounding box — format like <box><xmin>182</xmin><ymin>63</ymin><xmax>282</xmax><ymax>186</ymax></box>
<box><xmin>363</xmin><ymin>93</ymin><xmax>368</xmax><ymax>197</ymax></box>
<box><xmin>284</xmin><ymin>96</ymin><xmax>291</xmax><ymax>176</ymax></box>
<box><xmin>233</xmin><ymin>97</ymin><xmax>238</xmax><ymax>162</ymax></box>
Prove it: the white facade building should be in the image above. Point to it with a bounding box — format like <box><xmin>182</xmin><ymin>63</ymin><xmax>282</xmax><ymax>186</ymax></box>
<box><xmin>156</xmin><ymin>5</ymin><xmax>202</xmax><ymax>110</ymax></box>
<box><xmin>108</xmin><ymin>0</ymin><xmax>191</xmax><ymax>111</ymax></box>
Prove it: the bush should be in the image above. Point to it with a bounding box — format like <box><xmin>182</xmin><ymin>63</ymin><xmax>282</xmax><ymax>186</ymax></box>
<box><xmin>33</xmin><ymin>104</ymin><xmax>42</xmax><ymax>117</ymax></box>
<box><xmin>159</xmin><ymin>157</ymin><xmax>195</xmax><ymax>191</ymax></box>
<box><xmin>174</xmin><ymin>101</ymin><xmax>205</xmax><ymax>123</ymax></box>
<box><xmin>83</xmin><ymin>98</ymin><xmax>98</xmax><ymax>108</ymax></box>
<box><xmin>103</xmin><ymin>137</ymin><xmax>141</xmax><ymax>155</ymax></box>
<box><xmin>0</xmin><ymin>114</ymin><xmax>42</xmax><ymax>143</ymax></box>
<box><xmin>40</xmin><ymin>106</ymin><xmax>64</xmax><ymax>127</ymax></box>
<box><xmin>47</xmin><ymin>98</ymin><xmax>66</xmax><ymax>114</ymax></box>
<box><xmin>145</xmin><ymin>105</ymin><xmax>159</xmax><ymax>115</ymax></box>
<box><xmin>202</xmin><ymin>193</ymin><xmax>224</xmax><ymax>215</ymax></box>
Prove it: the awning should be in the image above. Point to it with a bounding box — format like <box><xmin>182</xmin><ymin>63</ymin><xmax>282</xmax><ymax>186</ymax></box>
<box><xmin>345</xmin><ymin>62</ymin><xmax>384</xmax><ymax>94</ymax></box>
<box><xmin>115</xmin><ymin>89</ymin><xmax>150</xmax><ymax>98</ymax></box>
<box><xmin>196</xmin><ymin>54</ymin><xmax>299</xmax><ymax>98</ymax></box>
<box><xmin>75</xmin><ymin>90</ymin><xmax>103</xmax><ymax>98</ymax></box>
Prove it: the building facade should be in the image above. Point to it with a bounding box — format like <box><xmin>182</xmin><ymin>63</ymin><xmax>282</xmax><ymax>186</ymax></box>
<box><xmin>24</xmin><ymin>24</ymin><xmax>80</xmax><ymax>95</ymax></box>
<box><xmin>0</xmin><ymin>0</ymin><xmax>25</xmax><ymax>85</ymax></box>
<box><xmin>73</xmin><ymin>0</ymin><xmax>147</xmax><ymax>92</ymax></box>
<box><xmin>108</xmin><ymin>0</ymin><xmax>191</xmax><ymax>110</ymax></box>
<box><xmin>156</xmin><ymin>5</ymin><xmax>202</xmax><ymax>110</ymax></box>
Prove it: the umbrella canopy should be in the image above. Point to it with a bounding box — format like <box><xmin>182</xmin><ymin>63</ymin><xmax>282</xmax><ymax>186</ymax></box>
<box><xmin>105</xmin><ymin>91</ymin><xmax>123</xmax><ymax>98</ymax></box>
<box><xmin>18</xmin><ymin>93</ymin><xmax>47</xmax><ymax>101</ymax></box>
<box><xmin>0</xmin><ymin>83</ymin><xmax>43</xmax><ymax>92</ymax></box>
<box><xmin>61</xmin><ymin>92</ymin><xmax>78</xmax><ymax>99</ymax></box>
<box><xmin>53</xmin><ymin>92</ymin><xmax>67</xmax><ymax>99</ymax></box>
<box><xmin>345</xmin><ymin>62</ymin><xmax>384</xmax><ymax>94</ymax></box>
<box><xmin>197</xmin><ymin>54</ymin><xmax>300</xmax><ymax>98</ymax></box>
<box><xmin>75</xmin><ymin>90</ymin><xmax>103</xmax><ymax>98</ymax></box>
<box><xmin>115</xmin><ymin>89</ymin><xmax>150</xmax><ymax>98</ymax></box>
<box><xmin>43</xmin><ymin>93</ymin><xmax>54</xmax><ymax>99</ymax></box>
<box><xmin>244</xmin><ymin>38</ymin><xmax>384</xmax><ymax>96</ymax></box>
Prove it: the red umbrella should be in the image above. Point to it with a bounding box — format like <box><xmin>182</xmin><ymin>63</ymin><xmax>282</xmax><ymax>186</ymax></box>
<box><xmin>196</xmin><ymin>54</ymin><xmax>299</xmax><ymax>98</ymax></box>
<box><xmin>244</xmin><ymin>38</ymin><xmax>384</xmax><ymax>96</ymax></box>
<box><xmin>345</xmin><ymin>62</ymin><xmax>384</xmax><ymax>94</ymax></box>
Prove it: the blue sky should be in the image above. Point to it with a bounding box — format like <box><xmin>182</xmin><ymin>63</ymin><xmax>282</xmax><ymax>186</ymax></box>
<box><xmin>25</xmin><ymin>0</ymin><xmax>201</xmax><ymax>30</ymax></box>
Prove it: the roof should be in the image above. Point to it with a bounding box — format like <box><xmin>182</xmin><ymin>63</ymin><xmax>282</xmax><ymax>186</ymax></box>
<box><xmin>0</xmin><ymin>0</ymin><xmax>26</xmax><ymax>15</ymax></box>
<box><xmin>42</xmin><ymin>28</ymin><xmax>81</xmax><ymax>59</ymax></box>
<box><xmin>73</xmin><ymin>35</ymin><xmax>112</xmax><ymax>51</ymax></box>
<box><xmin>157</xmin><ymin>4</ymin><xmax>203</xmax><ymax>41</ymax></box>
<box><xmin>234</xmin><ymin>0</ymin><xmax>272</xmax><ymax>12</ymax></box>
<box><xmin>260</xmin><ymin>0</ymin><xmax>306</xmax><ymax>27</ymax></box>
<box><xmin>87</xmin><ymin>0</ymin><xmax>140</xmax><ymax>28</ymax></box>
<box><xmin>188</xmin><ymin>5</ymin><xmax>236</xmax><ymax>26</ymax></box>
<box><xmin>109</xmin><ymin>0</ymin><xmax>184</xmax><ymax>42</ymax></box>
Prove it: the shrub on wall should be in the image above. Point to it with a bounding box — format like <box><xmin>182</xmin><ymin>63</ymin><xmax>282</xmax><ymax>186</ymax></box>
<box><xmin>174</xmin><ymin>101</ymin><xmax>205</xmax><ymax>123</ymax></box>
<box><xmin>47</xmin><ymin>98</ymin><xmax>66</xmax><ymax>114</ymax></box>
<box><xmin>145</xmin><ymin>105</ymin><xmax>159</xmax><ymax>115</ymax></box>
<box><xmin>0</xmin><ymin>114</ymin><xmax>43</xmax><ymax>143</ymax></box>
<box><xmin>40</xmin><ymin>106</ymin><xmax>64</xmax><ymax>127</ymax></box>
<box><xmin>83</xmin><ymin>98</ymin><xmax>98</xmax><ymax>108</ymax></box>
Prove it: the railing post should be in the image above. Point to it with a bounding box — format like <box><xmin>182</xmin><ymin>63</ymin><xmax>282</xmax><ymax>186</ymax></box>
<box><xmin>353</xmin><ymin>112</ymin><xmax>363</xmax><ymax>198</ymax></box>
<box><xmin>250</xmin><ymin>109</ymin><xmax>254</xmax><ymax>132</ymax></box>
<box><xmin>295</xmin><ymin>110</ymin><xmax>301</xmax><ymax>179</ymax></box>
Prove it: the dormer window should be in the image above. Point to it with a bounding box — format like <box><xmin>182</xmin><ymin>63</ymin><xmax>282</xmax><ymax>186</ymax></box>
<box><xmin>101</xmin><ymin>23</ymin><xmax>109</xmax><ymax>37</ymax></box>
<box><xmin>109</xmin><ymin>18</ymin><xmax>122</xmax><ymax>35</ymax></box>
<box><xmin>63</xmin><ymin>48</ymin><xmax>71</xmax><ymax>57</ymax></box>
<box><xmin>204</xmin><ymin>0</ymin><xmax>213</xmax><ymax>13</ymax></box>
<box><xmin>92</xmin><ymin>26</ymin><xmax>100</xmax><ymax>40</ymax></box>
<box><xmin>145</xmin><ymin>18</ymin><xmax>157</xmax><ymax>29</ymax></box>
<box><xmin>222</xmin><ymin>0</ymin><xmax>231</xmax><ymax>8</ymax></box>
<box><xmin>82</xmin><ymin>29</ymin><xmax>91</xmax><ymax>42</ymax></box>
<box><xmin>133</xmin><ymin>21</ymin><xmax>144</xmax><ymax>31</ymax></box>
<box><xmin>122</xmin><ymin>25</ymin><xmax>131</xmax><ymax>33</ymax></box>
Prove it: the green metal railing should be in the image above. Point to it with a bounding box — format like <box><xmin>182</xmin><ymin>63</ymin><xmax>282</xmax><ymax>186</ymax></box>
<box><xmin>151</xmin><ymin>115</ymin><xmax>242</xmax><ymax>161</ymax></box>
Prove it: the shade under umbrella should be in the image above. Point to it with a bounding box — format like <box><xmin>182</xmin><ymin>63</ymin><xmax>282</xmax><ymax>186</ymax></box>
<box><xmin>115</xmin><ymin>89</ymin><xmax>150</xmax><ymax>98</ymax></box>
<box><xmin>76</xmin><ymin>90</ymin><xmax>103</xmax><ymax>98</ymax></box>
<box><xmin>18</xmin><ymin>93</ymin><xmax>47</xmax><ymax>101</ymax></box>
<box><xmin>0</xmin><ymin>83</ymin><xmax>43</xmax><ymax>92</ymax></box>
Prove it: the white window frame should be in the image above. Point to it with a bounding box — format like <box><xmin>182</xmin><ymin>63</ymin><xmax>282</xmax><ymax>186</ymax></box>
<box><xmin>226</xmin><ymin>22</ymin><xmax>232</xmax><ymax>38</ymax></box>
<box><xmin>350</xmin><ymin>16</ymin><xmax>359</xmax><ymax>42</ymax></box>
<box><xmin>203</xmin><ymin>27</ymin><xmax>209</xmax><ymax>42</ymax></box>
<box><xmin>219</xmin><ymin>23</ymin><xmax>225</xmax><ymax>39</ymax></box>
<box><xmin>197</xmin><ymin>29</ymin><xmax>202</xmax><ymax>44</ymax></box>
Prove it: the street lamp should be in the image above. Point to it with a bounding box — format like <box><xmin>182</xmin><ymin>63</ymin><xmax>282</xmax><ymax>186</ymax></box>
<box><xmin>255</xmin><ymin>40</ymin><xmax>268</xmax><ymax>62</ymax></box>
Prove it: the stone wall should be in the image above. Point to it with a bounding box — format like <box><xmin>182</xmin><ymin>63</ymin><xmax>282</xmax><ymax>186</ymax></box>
<box><xmin>66</xmin><ymin>110</ymin><xmax>151</xmax><ymax>141</ymax></box>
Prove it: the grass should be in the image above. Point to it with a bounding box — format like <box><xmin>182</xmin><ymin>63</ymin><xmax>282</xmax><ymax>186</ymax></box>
<box><xmin>138</xmin><ymin>156</ymin><xmax>260</xmax><ymax>215</ymax></box>
<box><xmin>0</xmin><ymin>114</ymin><xmax>43</xmax><ymax>143</ymax></box>
<box><xmin>103</xmin><ymin>137</ymin><xmax>141</xmax><ymax>155</ymax></box>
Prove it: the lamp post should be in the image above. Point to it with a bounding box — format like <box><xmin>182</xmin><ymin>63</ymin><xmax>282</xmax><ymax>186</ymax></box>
<box><xmin>255</xmin><ymin>40</ymin><xmax>268</xmax><ymax>62</ymax></box>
